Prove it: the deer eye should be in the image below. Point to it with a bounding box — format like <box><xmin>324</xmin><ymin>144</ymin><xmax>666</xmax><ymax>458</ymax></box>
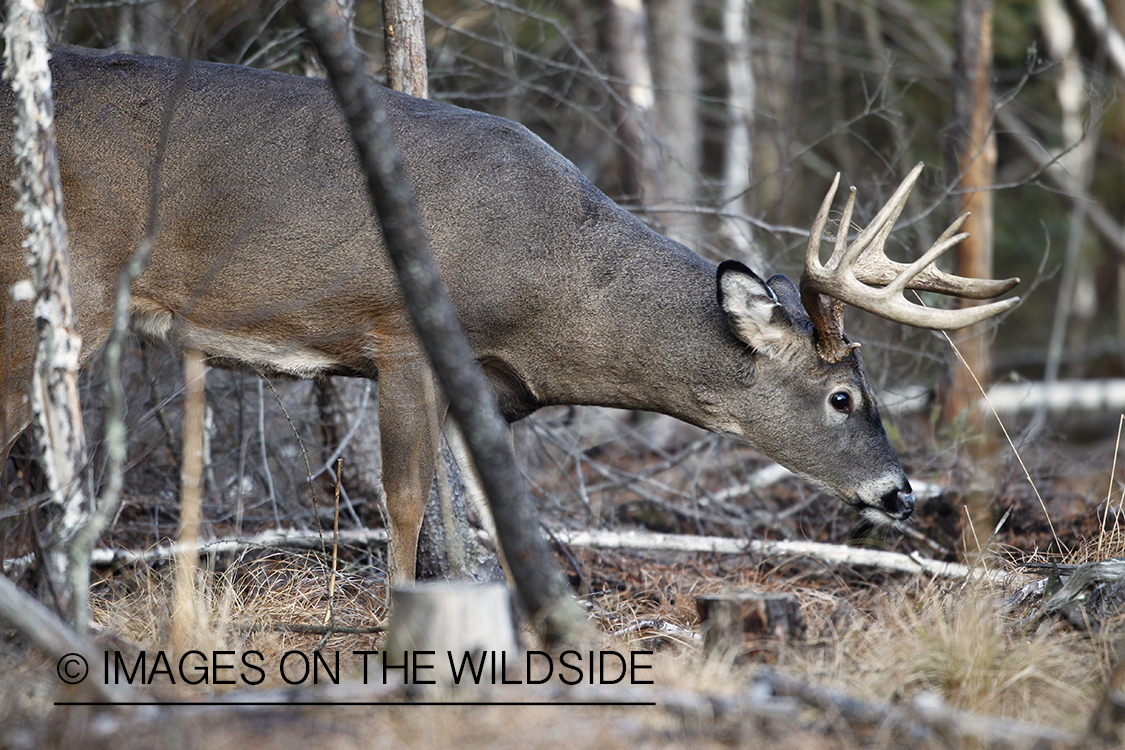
<box><xmin>829</xmin><ymin>391</ymin><xmax>852</xmax><ymax>414</ymax></box>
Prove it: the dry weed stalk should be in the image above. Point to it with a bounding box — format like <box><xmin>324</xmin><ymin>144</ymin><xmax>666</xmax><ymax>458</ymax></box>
<box><xmin>1096</xmin><ymin>415</ymin><xmax>1125</xmax><ymax>560</ymax></box>
<box><xmin>941</xmin><ymin>329</ymin><xmax>1061</xmax><ymax>553</ymax></box>
<box><xmin>172</xmin><ymin>349</ymin><xmax>207</xmax><ymax>653</ymax></box>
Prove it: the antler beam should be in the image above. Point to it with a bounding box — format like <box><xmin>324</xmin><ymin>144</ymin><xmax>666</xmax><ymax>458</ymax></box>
<box><xmin>802</xmin><ymin>163</ymin><xmax>1020</xmax><ymax>332</ymax></box>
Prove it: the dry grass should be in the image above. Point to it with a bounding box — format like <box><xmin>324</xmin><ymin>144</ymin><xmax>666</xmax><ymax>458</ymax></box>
<box><xmin>797</xmin><ymin>579</ymin><xmax>1103</xmax><ymax>730</ymax></box>
<box><xmin>83</xmin><ymin>551</ymin><xmax>388</xmax><ymax>693</ymax></box>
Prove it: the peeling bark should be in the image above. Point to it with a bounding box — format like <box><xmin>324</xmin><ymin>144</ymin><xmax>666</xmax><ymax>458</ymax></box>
<box><xmin>3</xmin><ymin>0</ymin><xmax>89</xmax><ymax>617</ymax></box>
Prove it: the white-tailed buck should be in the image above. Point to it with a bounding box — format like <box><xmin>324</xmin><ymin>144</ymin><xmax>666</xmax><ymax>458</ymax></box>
<box><xmin>0</xmin><ymin>47</ymin><xmax>1019</xmax><ymax>581</ymax></box>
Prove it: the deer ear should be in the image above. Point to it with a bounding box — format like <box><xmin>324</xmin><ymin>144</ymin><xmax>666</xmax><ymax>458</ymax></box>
<box><xmin>717</xmin><ymin>261</ymin><xmax>798</xmax><ymax>357</ymax></box>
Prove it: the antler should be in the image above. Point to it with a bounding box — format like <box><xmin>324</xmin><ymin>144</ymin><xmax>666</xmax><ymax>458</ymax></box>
<box><xmin>799</xmin><ymin>163</ymin><xmax>1020</xmax><ymax>362</ymax></box>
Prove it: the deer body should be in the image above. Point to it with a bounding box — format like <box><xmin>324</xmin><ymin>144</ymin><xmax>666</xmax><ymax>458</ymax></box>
<box><xmin>1</xmin><ymin>47</ymin><xmax>1016</xmax><ymax>580</ymax></box>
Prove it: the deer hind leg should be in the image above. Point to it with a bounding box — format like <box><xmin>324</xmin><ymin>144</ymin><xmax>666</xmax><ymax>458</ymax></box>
<box><xmin>377</xmin><ymin>359</ymin><xmax>446</xmax><ymax>584</ymax></box>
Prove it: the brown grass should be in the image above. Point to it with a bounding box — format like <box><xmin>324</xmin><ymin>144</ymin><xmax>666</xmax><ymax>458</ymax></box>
<box><xmin>797</xmin><ymin>579</ymin><xmax>1102</xmax><ymax>730</ymax></box>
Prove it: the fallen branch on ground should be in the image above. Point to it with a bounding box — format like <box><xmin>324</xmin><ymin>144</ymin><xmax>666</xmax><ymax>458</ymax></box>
<box><xmin>2</xmin><ymin>527</ymin><xmax>390</xmax><ymax>573</ymax></box>
<box><xmin>0</xmin><ymin>572</ymin><xmax>139</xmax><ymax>704</ymax></box>
<box><xmin>555</xmin><ymin>528</ymin><xmax>1015</xmax><ymax>583</ymax></box>
<box><xmin>5</xmin><ymin>525</ymin><xmax>1019</xmax><ymax>584</ymax></box>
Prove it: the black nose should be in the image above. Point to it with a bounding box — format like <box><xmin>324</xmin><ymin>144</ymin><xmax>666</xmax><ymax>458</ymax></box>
<box><xmin>880</xmin><ymin>486</ymin><xmax>915</xmax><ymax>520</ymax></box>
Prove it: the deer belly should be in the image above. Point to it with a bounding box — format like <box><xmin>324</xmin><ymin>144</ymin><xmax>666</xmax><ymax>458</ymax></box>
<box><xmin>130</xmin><ymin>299</ymin><xmax>339</xmax><ymax>379</ymax></box>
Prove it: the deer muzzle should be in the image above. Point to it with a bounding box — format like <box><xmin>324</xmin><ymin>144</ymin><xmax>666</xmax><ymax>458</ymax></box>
<box><xmin>879</xmin><ymin>484</ymin><xmax>915</xmax><ymax>521</ymax></box>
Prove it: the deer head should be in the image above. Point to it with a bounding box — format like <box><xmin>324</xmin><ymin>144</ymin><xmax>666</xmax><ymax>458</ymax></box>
<box><xmin>712</xmin><ymin>164</ymin><xmax>1018</xmax><ymax>525</ymax></box>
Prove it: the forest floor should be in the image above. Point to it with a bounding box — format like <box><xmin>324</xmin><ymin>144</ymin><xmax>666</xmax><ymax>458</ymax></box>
<box><xmin>1</xmin><ymin>405</ymin><xmax>1123</xmax><ymax>750</ymax></box>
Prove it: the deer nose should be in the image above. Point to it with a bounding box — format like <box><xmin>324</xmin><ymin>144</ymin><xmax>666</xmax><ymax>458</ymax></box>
<box><xmin>880</xmin><ymin>486</ymin><xmax>915</xmax><ymax>520</ymax></box>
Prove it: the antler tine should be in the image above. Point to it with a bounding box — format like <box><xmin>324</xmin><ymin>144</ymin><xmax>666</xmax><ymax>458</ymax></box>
<box><xmin>801</xmin><ymin>165</ymin><xmax>1021</xmax><ymax>335</ymax></box>
<box><xmin>845</xmin><ymin>289</ymin><xmax>1020</xmax><ymax>330</ymax></box>
<box><xmin>882</xmin><ymin>226</ymin><xmax>974</xmax><ymax>299</ymax></box>
<box><xmin>852</xmin><ymin>211</ymin><xmax>1020</xmax><ymax>299</ymax></box>
<box><xmin>805</xmin><ymin>172</ymin><xmax>841</xmax><ymax>271</ymax></box>
<box><xmin>827</xmin><ymin>186</ymin><xmax>857</xmax><ymax>271</ymax></box>
<box><xmin>836</xmin><ymin>163</ymin><xmax>925</xmax><ymax>273</ymax></box>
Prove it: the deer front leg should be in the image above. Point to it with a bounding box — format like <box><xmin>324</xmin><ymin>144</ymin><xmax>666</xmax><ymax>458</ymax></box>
<box><xmin>377</xmin><ymin>360</ymin><xmax>446</xmax><ymax>583</ymax></box>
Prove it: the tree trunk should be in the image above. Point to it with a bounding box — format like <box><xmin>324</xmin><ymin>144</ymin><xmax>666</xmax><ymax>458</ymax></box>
<box><xmin>1027</xmin><ymin>0</ymin><xmax>1099</xmax><ymax>440</ymax></box>
<box><xmin>415</xmin><ymin>437</ymin><xmax>504</xmax><ymax>581</ymax></box>
<box><xmin>316</xmin><ymin>378</ymin><xmax>384</xmax><ymax>522</ymax></box>
<box><xmin>945</xmin><ymin>0</ymin><xmax>998</xmax><ymax>560</ymax></box>
<box><xmin>647</xmin><ymin>0</ymin><xmax>701</xmax><ymax>246</ymax></box>
<box><xmin>116</xmin><ymin>0</ymin><xmax>176</xmax><ymax>57</ymax></box>
<box><xmin>1107</xmin><ymin>0</ymin><xmax>1125</xmax><ymax>355</ymax></box>
<box><xmin>382</xmin><ymin>0</ymin><xmax>427</xmax><ymax>97</ymax></box>
<box><xmin>722</xmin><ymin>0</ymin><xmax>758</xmax><ymax>263</ymax></box>
<box><xmin>4</xmin><ymin>0</ymin><xmax>90</xmax><ymax>619</ymax></box>
<box><xmin>602</xmin><ymin>0</ymin><xmax>662</xmax><ymax>204</ymax></box>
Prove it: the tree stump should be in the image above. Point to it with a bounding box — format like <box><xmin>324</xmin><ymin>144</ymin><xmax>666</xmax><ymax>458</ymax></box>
<box><xmin>416</xmin><ymin>438</ymin><xmax>504</xmax><ymax>582</ymax></box>
<box><xmin>385</xmin><ymin>582</ymin><xmax>518</xmax><ymax>682</ymax></box>
<box><xmin>695</xmin><ymin>591</ymin><xmax>805</xmax><ymax>661</ymax></box>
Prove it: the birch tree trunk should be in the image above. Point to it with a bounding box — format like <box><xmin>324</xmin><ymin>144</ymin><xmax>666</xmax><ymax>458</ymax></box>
<box><xmin>603</xmin><ymin>0</ymin><xmax>662</xmax><ymax>204</ymax></box>
<box><xmin>3</xmin><ymin>0</ymin><xmax>89</xmax><ymax>616</ymax></box>
<box><xmin>722</xmin><ymin>0</ymin><xmax>757</xmax><ymax>263</ymax></box>
<box><xmin>647</xmin><ymin>0</ymin><xmax>701</xmax><ymax>246</ymax></box>
<box><xmin>1027</xmin><ymin>0</ymin><xmax>1098</xmax><ymax>440</ymax></box>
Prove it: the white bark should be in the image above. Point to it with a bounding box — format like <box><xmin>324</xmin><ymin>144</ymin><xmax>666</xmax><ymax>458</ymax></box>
<box><xmin>46</xmin><ymin>526</ymin><xmax>1013</xmax><ymax>584</ymax></box>
<box><xmin>1028</xmin><ymin>0</ymin><xmax>1099</xmax><ymax>439</ymax></box>
<box><xmin>1074</xmin><ymin>0</ymin><xmax>1125</xmax><ymax>80</ymax></box>
<box><xmin>987</xmin><ymin>378</ymin><xmax>1125</xmax><ymax>416</ymax></box>
<box><xmin>384</xmin><ymin>582</ymin><xmax>517</xmax><ymax>680</ymax></box>
<box><xmin>556</xmin><ymin>528</ymin><xmax>1013</xmax><ymax>582</ymax></box>
<box><xmin>722</xmin><ymin>0</ymin><xmax>757</xmax><ymax>261</ymax></box>
<box><xmin>605</xmin><ymin>0</ymin><xmax>662</xmax><ymax>202</ymax></box>
<box><xmin>3</xmin><ymin>0</ymin><xmax>89</xmax><ymax>614</ymax></box>
<box><xmin>648</xmin><ymin>0</ymin><xmax>701</xmax><ymax>245</ymax></box>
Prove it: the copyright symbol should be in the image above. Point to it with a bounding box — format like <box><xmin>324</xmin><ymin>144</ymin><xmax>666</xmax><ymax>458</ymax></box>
<box><xmin>57</xmin><ymin>653</ymin><xmax>88</xmax><ymax>684</ymax></box>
